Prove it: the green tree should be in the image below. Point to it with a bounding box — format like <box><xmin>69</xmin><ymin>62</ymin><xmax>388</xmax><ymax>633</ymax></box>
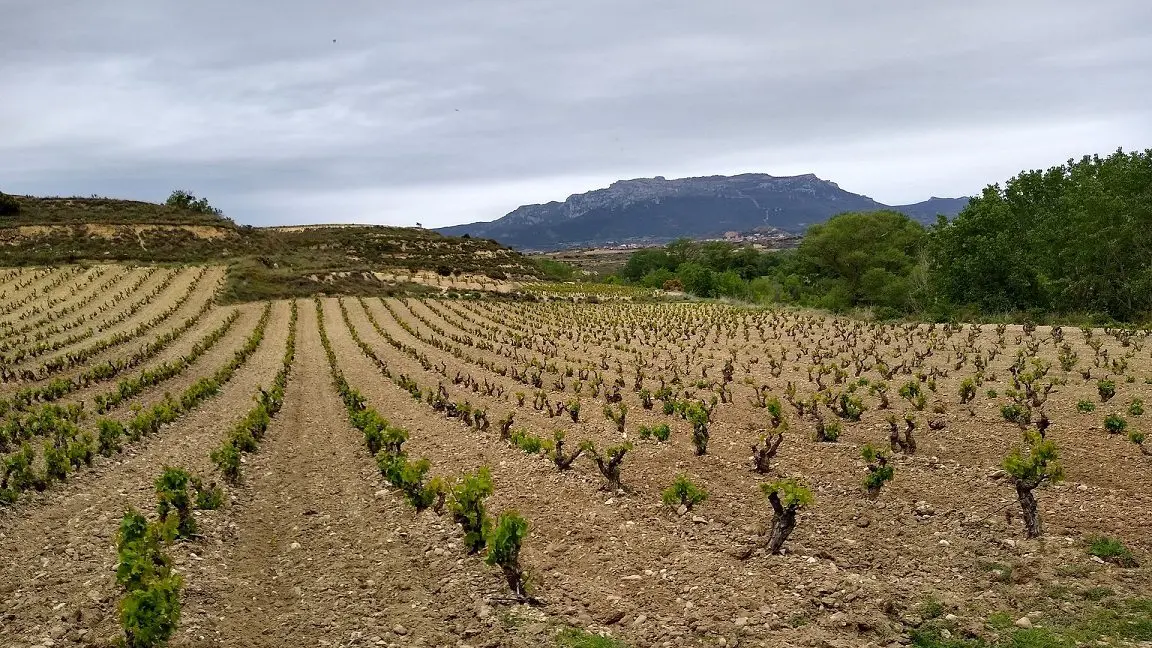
<box><xmin>165</xmin><ymin>190</ymin><xmax>222</xmax><ymax>216</ymax></box>
<box><xmin>620</xmin><ymin>249</ymin><xmax>673</xmax><ymax>282</ymax></box>
<box><xmin>677</xmin><ymin>262</ymin><xmax>715</xmax><ymax>297</ymax></box>
<box><xmin>796</xmin><ymin>210</ymin><xmax>927</xmax><ymax>312</ymax></box>
<box><xmin>929</xmin><ymin>149</ymin><xmax>1152</xmax><ymax>320</ymax></box>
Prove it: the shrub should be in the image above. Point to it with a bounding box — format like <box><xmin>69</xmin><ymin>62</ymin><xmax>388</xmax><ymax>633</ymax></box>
<box><xmin>1104</xmin><ymin>413</ymin><xmax>1128</xmax><ymax>434</ymax></box>
<box><xmin>582</xmin><ymin>441</ymin><xmax>631</xmax><ymax>492</ymax></box>
<box><xmin>751</xmin><ymin>425</ymin><xmax>785</xmax><ymax>473</ymax></box>
<box><xmin>155</xmin><ymin>467</ymin><xmax>196</xmax><ymax>539</ymax></box>
<box><xmin>450</xmin><ymin>467</ymin><xmax>493</xmax><ymax>553</ymax></box>
<box><xmin>116</xmin><ymin>508</ymin><xmax>182</xmax><ymax>648</ymax></box>
<box><xmin>1001</xmin><ymin>403</ymin><xmax>1030</xmax><ymax>426</ymax></box>
<box><xmin>191</xmin><ymin>476</ymin><xmax>223</xmax><ymax>510</ymax></box>
<box><xmin>835</xmin><ymin>393</ymin><xmax>866</xmax><ymax>421</ymax></box>
<box><xmin>815</xmin><ymin>418</ymin><xmax>841</xmax><ymax>443</ymax></box>
<box><xmin>509</xmin><ymin>428</ymin><xmax>548</xmax><ymax>455</ymax></box>
<box><xmin>486</xmin><ymin>511</ymin><xmax>530</xmax><ymax>597</ymax></box>
<box><xmin>1130</xmin><ymin>429</ymin><xmax>1151</xmax><ymax>455</ymax></box>
<box><xmin>0</xmin><ymin>191</ymin><xmax>19</xmax><ymax>216</ymax></box>
<box><xmin>1128</xmin><ymin>398</ymin><xmax>1144</xmax><ymax>416</ymax></box>
<box><xmin>1098</xmin><ymin>379</ymin><xmax>1116</xmax><ymax>402</ymax></box>
<box><xmin>761</xmin><ymin>478</ymin><xmax>813</xmax><ymax>554</ymax></box>
<box><xmin>1077</xmin><ymin>400</ymin><xmax>1096</xmax><ymax>413</ymax></box>
<box><xmin>1088</xmin><ymin>536</ymin><xmax>1139</xmax><ymax>567</ymax></box>
<box><xmin>551</xmin><ymin>430</ymin><xmax>586</xmax><ymax>470</ymax></box>
<box><xmin>603</xmin><ymin>403</ymin><xmax>627</xmax><ymax>433</ymax></box>
<box><xmin>1003</xmin><ymin>430</ymin><xmax>1063</xmax><ymax>538</ymax></box>
<box><xmin>861</xmin><ymin>443</ymin><xmax>894</xmax><ymax>498</ymax></box>
<box><xmin>210</xmin><ymin>443</ymin><xmax>242</xmax><ymax>484</ymax></box>
<box><xmin>685</xmin><ymin>402</ymin><xmax>711</xmax><ymax>455</ymax></box>
<box><xmin>98</xmin><ymin>419</ymin><xmax>125</xmax><ymax>456</ymax></box>
<box><xmin>166</xmin><ymin>189</ymin><xmax>222</xmax><ymax>215</ymax></box>
<box><xmin>661</xmin><ymin>474</ymin><xmax>708</xmax><ymax>511</ymax></box>
<box><xmin>379</xmin><ymin>455</ymin><xmax>441</xmax><ymax>511</ymax></box>
<box><xmin>958</xmin><ymin>378</ymin><xmax>976</xmax><ymax>404</ymax></box>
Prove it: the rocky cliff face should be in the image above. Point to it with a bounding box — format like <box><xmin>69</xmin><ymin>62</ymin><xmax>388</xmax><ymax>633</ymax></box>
<box><xmin>437</xmin><ymin>173</ymin><xmax>968</xmax><ymax>250</ymax></box>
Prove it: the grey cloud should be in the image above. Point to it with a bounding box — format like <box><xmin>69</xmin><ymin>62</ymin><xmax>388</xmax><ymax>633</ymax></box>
<box><xmin>2</xmin><ymin>0</ymin><xmax>1151</xmax><ymax>226</ymax></box>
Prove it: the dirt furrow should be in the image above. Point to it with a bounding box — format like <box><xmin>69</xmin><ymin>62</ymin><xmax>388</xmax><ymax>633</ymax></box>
<box><xmin>189</xmin><ymin>299</ymin><xmax>505</xmax><ymax>648</ymax></box>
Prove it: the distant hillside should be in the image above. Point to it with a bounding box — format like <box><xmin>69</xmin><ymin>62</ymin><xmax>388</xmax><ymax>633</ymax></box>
<box><xmin>890</xmin><ymin>197</ymin><xmax>972</xmax><ymax>224</ymax></box>
<box><xmin>436</xmin><ymin>174</ymin><xmax>969</xmax><ymax>250</ymax></box>
<box><xmin>0</xmin><ymin>194</ymin><xmax>547</xmax><ymax>301</ymax></box>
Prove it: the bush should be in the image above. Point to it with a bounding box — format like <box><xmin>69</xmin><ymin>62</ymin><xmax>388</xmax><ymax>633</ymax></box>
<box><xmin>685</xmin><ymin>402</ymin><xmax>711</xmax><ymax>455</ymax></box>
<box><xmin>1077</xmin><ymin>400</ymin><xmax>1096</xmax><ymax>413</ymax></box>
<box><xmin>817</xmin><ymin>419</ymin><xmax>841</xmax><ymax>442</ymax></box>
<box><xmin>661</xmin><ymin>474</ymin><xmax>708</xmax><ymax>511</ymax></box>
<box><xmin>165</xmin><ymin>189</ymin><xmax>222</xmax><ymax>216</ymax></box>
<box><xmin>1129</xmin><ymin>398</ymin><xmax>1144</xmax><ymax>416</ymax></box>
<box><xmin>191</xmin><ymin>476</ymin><xmax>223</xmax><ymax>510</ymax></box>
<box><xmin>98</xmin><ymin>419</ymin><xmax>125</xmax><ymax>456</ymax></box>
<box><xmin>0</xmin><ymin>191</ymin><xmax>19</xmax><ymax>216</ymax></box>
<box><xmin>1003</xmin><ymin>430</ymin><xmax>1063</xmax><ymax>538</ymax></box>
<box><xmin>210</xmin><ymin>443</ymin><xmax>242</xmax><ymax>484</ymax></box>
<box><xmin>378</xmin><ymin>455</ymin><xmax>441</xmax><ymax>511</ymax></box>
<box><xmin>958</xmin><ymin>378</ymin><xmax>976</xmax><ymax>404</ymax></box>
<box><xmin>1104</xmin><ymin>413</ymin><xmax>1128</xmax><ymax>434</ymax></box>
<box><xmin>155</xmin><ymin>467</ymin><xmax>196</xmax><ymax>538</ymax></box>
<box><xmin>43</xmin><ymin>442</ymin><xmax>70</xmax><ymax>483</ymax></box>
<box><xmin>115</xmin><ymin>508</ymin><xmax>182</xmax><ymax>648</ymax></box>
<box><xmin>450</xmin><ymin>467</ymin><xmax>493</xmax><ymax>553</ymax></box>
<box><xmin>1001</xmin><ymin>403</ymin><xmax>1030</xmax><ymax>426</ymax></box>
<box><xmin>1098</xmin><ymin>379</ymin><xmax>1116</xmax><ymax>402</ymax></box>
<box><xmin>861</xmin><ymin>443</ymin><xmax>894</xmax><ymax>497</ymax></box>
<box><xmin>583</xmin><ymin>441</ymin><xmax>631</xmax><ymax>492</ymax></box>
<box><xmin>485</xmin><ymin>511</ymin><xmax>529</xmax><ymax>597</ymax></box>
<box><xmin>509</xmin><ymin>428</ymin><xmax>548</xmax><ymax>455</ymax></box>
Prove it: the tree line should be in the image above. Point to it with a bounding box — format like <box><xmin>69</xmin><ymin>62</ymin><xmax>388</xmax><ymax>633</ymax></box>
<box><xmin>613</xmin><ymin>149</ymin><xmax>1152</xmax><ymax>323</ymax></box>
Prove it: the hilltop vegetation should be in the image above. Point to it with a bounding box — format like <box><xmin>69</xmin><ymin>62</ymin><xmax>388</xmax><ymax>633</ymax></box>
<box><xmin>614</xmin><ymin>149</ymin><xmax>1152</xmax><ymax>324</ymax></box>
<box><xmin>0</xmin><ymin>191</ymin><xmax>554</xmax><ymax>302</ymax></box>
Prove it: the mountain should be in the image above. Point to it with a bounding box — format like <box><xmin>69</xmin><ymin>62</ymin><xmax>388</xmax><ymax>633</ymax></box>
<box><xmin>436</xmin><ymin>173</ymin><xmax>969</xmax><ymax>250</ymax></box>
<box><xmin>891</xmin><ymin>197</ymin><xmax>971</xmax><ymax>224</ymax></box>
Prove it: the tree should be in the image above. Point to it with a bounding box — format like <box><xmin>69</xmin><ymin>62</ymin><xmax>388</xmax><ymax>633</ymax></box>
<box><xmin>796</xmin><ymin>210</ymin><xmax>927</xmax><ymax>312</ymax></box>
<box><xmin>165</xmin><ymin>190</ymin><xmax>222</xmax><ymax>216</ymax></box>
<box><xmin>621</xmin><ymin>249</ymin><xmax>673</xmax><ymax>282</ymax></box>
<box><xmin>0</xmin><ymin>191</ymin><xmax>19</xmax><ymax>216</ymax></box>
<box><xmin>678</xmin><ymin>262</ymin><xmax>715</xmax><ymax>297</ymax></box>
<box><xmin>929</xmin><ymin>149</ymin><xmax>1152</xmax><ymax>320</ymax></box>
<box><xmin>1002</xmin><ymin>430</ymin><xmax>1063</xmax><ymax>538</ymax></box>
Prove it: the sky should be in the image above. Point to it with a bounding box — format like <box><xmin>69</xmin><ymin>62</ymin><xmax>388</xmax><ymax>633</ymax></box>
<box><xmin>2</xmin><ymin>1</ymin><xmax>1151</xmax><ymax>228</ymax></box>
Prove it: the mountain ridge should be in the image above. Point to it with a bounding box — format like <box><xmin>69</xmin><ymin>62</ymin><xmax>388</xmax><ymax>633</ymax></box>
<box><xmin>437</xmin><ymin>173</ymin><xmax>969</xmax><ymax>250</ymax></box>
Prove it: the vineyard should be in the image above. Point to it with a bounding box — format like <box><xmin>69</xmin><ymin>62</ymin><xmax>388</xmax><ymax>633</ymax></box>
<box><xmin>1</xmin><ymin>264</ymin><xmax>1150</xmax><ymax>648</ymax></box>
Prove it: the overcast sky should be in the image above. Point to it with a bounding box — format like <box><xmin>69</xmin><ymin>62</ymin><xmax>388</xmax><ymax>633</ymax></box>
<box><xmin>3</xmin><ymin>1</ymin><xmax>1150</xmax><ymax>227</ymax></box>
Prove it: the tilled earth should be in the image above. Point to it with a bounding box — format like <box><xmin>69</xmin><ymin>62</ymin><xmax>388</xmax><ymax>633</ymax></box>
<box><xmin>0</xmin><ymin>289</ymin><xmax>1149</xmax><ymax>648</ymax></box>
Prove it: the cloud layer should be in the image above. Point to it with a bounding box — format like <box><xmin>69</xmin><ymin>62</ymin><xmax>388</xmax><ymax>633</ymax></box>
<box><xmin>3</xmin><ymin>1</ymin><xmax>1150</xmax><ymax>226</ymax></box>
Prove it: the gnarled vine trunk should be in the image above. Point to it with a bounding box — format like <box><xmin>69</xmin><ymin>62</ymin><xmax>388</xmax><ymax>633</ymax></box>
<box><xmin>1016</xmin><ymin>482</ymin><xmax>1042</xmax><ymax>538</ymax></box>
<box><xmin>767</xmin><ymin>492</ymin><xmax>798</xmax><ymax>554</ymax></box>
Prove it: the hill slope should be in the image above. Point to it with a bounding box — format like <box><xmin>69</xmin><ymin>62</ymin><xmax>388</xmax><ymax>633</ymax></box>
<box><xmin>437</xmin><ymin>174</ymin><xmax>968</xmax><ymax>250</ymax></box>
<box><xmin>0</xmin><ymin>194</ymin><xmax>545</xmax><ymax>301</ymax></box>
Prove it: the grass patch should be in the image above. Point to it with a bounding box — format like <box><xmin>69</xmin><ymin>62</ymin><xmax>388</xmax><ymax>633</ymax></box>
<box><xmin>1087</xmin><ymin>536</ymin><xmax>1139</xmax><ymax>567</ymax></box>
<box><xmin>1080</xmin><ymin>587</ymin><xmax>1113</xmax><ymax>601</ymax></box>
<box><xmin>981</xmin><ymin>561</ymin><xmax>1014</xmax><ymax>584</ymax></box>
<box><xmin>918</xmin><ymin>596</ymin><xmax>946</xmax><ymax>620</ymax></box>
<box><xmin>555</xmin><ymin>628</ymin><xmax>630</xmax><ymax>648</ymax></box>
<box><xmin>914</xmin><ymin>599</ymin><xmax>1152</xmax><ymax>648</ymax></box>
